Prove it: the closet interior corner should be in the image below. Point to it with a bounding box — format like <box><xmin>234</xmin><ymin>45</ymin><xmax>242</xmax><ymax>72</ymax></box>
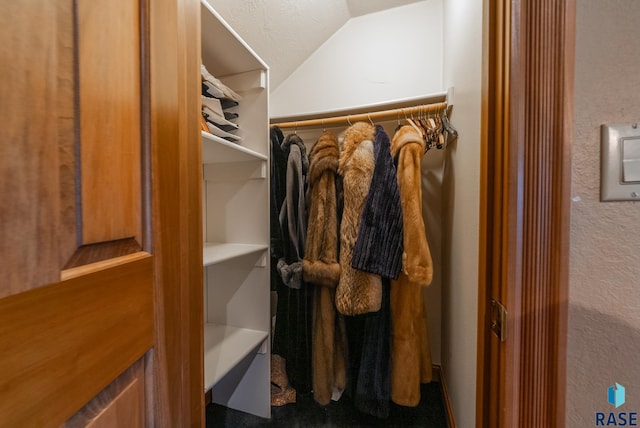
<box><xmin>199</xmin><ymin>0</ymin><xmax>271</xmax><ymax>419</ymax></box>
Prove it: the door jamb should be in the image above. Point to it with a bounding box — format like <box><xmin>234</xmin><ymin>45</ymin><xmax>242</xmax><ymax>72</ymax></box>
<box><xmin>477</xmin><ymin>1</ymin><xmax>576</xmax><ymax>426</ymax></box>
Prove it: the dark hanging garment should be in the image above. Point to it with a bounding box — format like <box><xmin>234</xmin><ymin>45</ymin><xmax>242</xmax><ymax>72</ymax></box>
<box><xmin>345</xmin><ymin>278</ymin><xmax>392</xmax><ymax>419</ymax></box>
<box><xmin>270</xmin><ymin>126</ymin><xmax>286</xmax><ymax>292</ymax></box>
<box><xmin>276</xmin><ymin>133</ymin><xmax>309</xmax><ymax>290</ymax></box>
<box><xmin>272</xmin><ymin>281</ymin><xmax>313</xmax><ymax>394</ymax></box>
<box><xmin>351</xmin><ymin>125</ymin><xmax>404</xmax><ymax>280</ymax></box>
<box><xmin>271</xmin><ymin>132</ymin><xmax>313</xmax><ymax>395</ymax></box>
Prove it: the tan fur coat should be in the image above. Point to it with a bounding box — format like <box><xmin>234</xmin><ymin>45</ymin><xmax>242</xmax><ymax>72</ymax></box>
<box><xmin>303</xmin><ymin>132</ymin><xmax>348</xmax><ymax>405</ymax></box>
<box><xmin>335</xmin><ymin>122</ymin><xmax>382</xmax><ymax>316</ymax></box>
<box><xmin>391</xmin><ymin>125</ymin><xmax>434</xmax><ymax>284</ymax></box>
<box><xmin>390</xmin><ymin>125</ymin><xmax>433</xmax><ymax>407</ymax></box>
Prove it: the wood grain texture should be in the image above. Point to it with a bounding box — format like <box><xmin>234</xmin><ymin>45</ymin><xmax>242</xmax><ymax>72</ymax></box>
<box><xmin>479</xmin><ymin>1</ymin><xmax>575</xmax><ymax>427</ymax></box>
<box><xmin>61</xmin><ymin>251</ymin><xmax>150</xmax><ymax>281</ymax></box>
<box><xmin>517</xmin><ymin>1</ymin><xmax>574</xmax><ymax>427</ymax></box>
<box><xmin>63</xmin><ymin>358</ymin><xmax>145</xmax><ymax>428</ymax></box>
<box><xmin>57</xmin><ymin>0</ymin><xmax>79</xmax><ymax>267</ymax></box>
<box><xmin>149</xmin><ymin>0</ymin><xmax>204</xmax><ymax>425</ymax></box>
<box><xmin>0</xmin><ymin>1</ymin><xmax>63</xmax><ymax>297</ymax></box>
<box><xmin>78</xmin><ymin>0</ymin><xmax>142</xmax><ymax>245</ymax></box>
<box><xmin>0</xmin><ymin>257</ymin><xmax>153</xmax><ymax>427</ymax></box>
<box><xmin>63</xmin><ymin>237</ymin><xmax>142</xmax><ymax>270</ymax></box>
<box><xmin>180</xmin><ymin>0</ymin><xmax>206</xmax><ymax>423</ymax></box>
<box><xmin>476</xmin><ymin>1</ymin><xmax>492</xmax><ymax>425</ymax></box>
<box><xmin>478</xmin><ymin>1</ymin><xmax>519</xmax><ymax>426</ymax></box>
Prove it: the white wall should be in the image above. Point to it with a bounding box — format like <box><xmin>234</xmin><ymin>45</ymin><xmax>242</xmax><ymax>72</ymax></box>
<box><xmin>270</xmin><ymin>0</ymin><xmax>443</xmax><ymax>117</ymax></box>
<box><xmin>441</xmin><ymin>0</ymin><xmax>483</xmax><ymax>427</ymax></box>
<box><xmin>567</xmin><ymin>1</ymin><xmax>640</xmax><ymax>426</ymax></box>
<box><xmin>203</xmin><ymin>0</ymin><xmax>350</xmax><ymax>89</ymax></box>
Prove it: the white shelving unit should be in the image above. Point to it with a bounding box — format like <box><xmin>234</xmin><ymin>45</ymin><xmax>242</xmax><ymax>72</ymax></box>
<box><xmin>200</xmin><ymin>0</ymin><xmax>270</xmax><ymax>419</ymax></box>
<box><xmin>203</xmin><ymin>242</ymin><xmax>269</xmax><ymax>266</ymax></box>
<box><xmin>202</xmin><ymin>131</ymin><xmax>267</xmax><ymax>164</ymax></box>
<box><xmin>204</xmin><ymin>323</ymin><xmax>269</xmax><ymax>390</ymax></box>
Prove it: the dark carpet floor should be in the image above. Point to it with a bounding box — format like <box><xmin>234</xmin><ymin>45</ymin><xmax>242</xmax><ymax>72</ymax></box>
<box><xmin>206</xmin><ymin>382</ymin><xmax>447</xmax><ymax>428</ymax></box>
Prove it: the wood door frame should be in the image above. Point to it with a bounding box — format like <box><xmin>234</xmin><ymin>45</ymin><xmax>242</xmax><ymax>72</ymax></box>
<box><xmin>477</xmin><ymin>1</ymin><xmax>576</xmax><ymax>426</ymax></box>
<box><xmin>148</xmin><ymin>0</ymin><xmax>203</xmax><ymax>425</ymax></box>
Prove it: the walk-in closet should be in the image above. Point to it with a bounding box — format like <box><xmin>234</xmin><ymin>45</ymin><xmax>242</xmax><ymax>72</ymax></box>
<box><xmin>199</xmin><ymin>0</ymin><xmax>482</xmax><ymax>426</ymax></box>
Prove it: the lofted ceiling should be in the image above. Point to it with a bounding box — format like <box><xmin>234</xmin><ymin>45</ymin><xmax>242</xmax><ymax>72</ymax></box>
<box><xmin>204</xmin><ymin>0</ymin><xmax>423</xmax><ymax>90</ymax></box>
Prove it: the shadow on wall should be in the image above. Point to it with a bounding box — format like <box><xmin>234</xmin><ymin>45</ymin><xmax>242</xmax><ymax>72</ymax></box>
<box><xmin>421</xmin><ymin>146</ymin><xmax>446</xmax><ymax>365</ymax></box>
<box><xmin>438</xmin><ymin>136</ymin><xmax>456</xmax><ymax>365</ymax></box>
<box><xmin>566</xmin><ymin>304</ymin><xmax>640</xmax><ymax>427</ymax></box>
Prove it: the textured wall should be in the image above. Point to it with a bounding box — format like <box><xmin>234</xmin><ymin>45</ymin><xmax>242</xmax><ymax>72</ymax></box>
<box><xmin>270</xmin><ymin>1</ymin><xmax>443</xmax><ymax>117</ymax></box>
<box><xmin>567</xmin><ymin>1</ymin><xmax>640</xmax><ymax>426</ymax></box>
<box><xmin>204</xmin><ymin>0</ymin><xmax>350</xmax><ymax>90</ymax></box>
<box><xmin>440</xmin><ymin>0</ymin><xmax>482</xmax><ymax>427</ymax></box>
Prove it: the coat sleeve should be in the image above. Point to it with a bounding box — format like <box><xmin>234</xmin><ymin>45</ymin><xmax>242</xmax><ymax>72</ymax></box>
<box><xmin>397</xmin><ymin>143</ymin><xmax>433</xmax><ymax>286</ymax></box>
<box><xmin>277</xmin><ymin>145</ymin><xmax>307</xmax><ymax>289</ymax></box>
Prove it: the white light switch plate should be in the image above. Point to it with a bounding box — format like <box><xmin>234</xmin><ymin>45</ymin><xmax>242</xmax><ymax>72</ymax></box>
<box><xmin>601</xmin><ymin>123</ymin><xmax>640</xmax><ymax>201</ymax></box>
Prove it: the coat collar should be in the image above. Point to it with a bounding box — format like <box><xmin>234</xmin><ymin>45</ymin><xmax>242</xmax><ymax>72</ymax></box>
<box><xmin>308</xmin><ymin>132</ymin><xmax>339</xmax><ymax>186</ymax></box>
<box><xmin>338</xmin><ymin>122</ymin><xmax>375</xmax><ymax>176</ymax></box>
<box><xmin>281</xmin><ymin>133</ymin><xmax>309</xmax><ymax>175</ymax></box>
<box><xmin>391</xmin><ymin>124</ymin><xmax>426</xmax><ymax>158</ymax></box>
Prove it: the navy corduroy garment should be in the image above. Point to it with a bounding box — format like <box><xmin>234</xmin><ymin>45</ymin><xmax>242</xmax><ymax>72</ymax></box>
<box><xmin>351</xmin><ymin>125</ymin><xmax>404</xmax><ymax>280</ymax></box>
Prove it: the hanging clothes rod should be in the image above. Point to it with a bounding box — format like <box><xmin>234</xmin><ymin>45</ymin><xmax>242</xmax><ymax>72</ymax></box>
<box><xmin>271</xmin><ymin>102</ymin><xmax>448</xmax><ymax>130</ymax></box>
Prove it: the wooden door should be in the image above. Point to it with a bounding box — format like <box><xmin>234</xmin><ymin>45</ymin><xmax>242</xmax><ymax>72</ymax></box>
<box><xmin>0</xmin><ymin>0</ymin><xmax>203</xmax><ymax>426</ymax></box>
<box><xmin>477</xmin><ymin>0</ymin><xmax>575</xmax><ymax>427</ymax></box>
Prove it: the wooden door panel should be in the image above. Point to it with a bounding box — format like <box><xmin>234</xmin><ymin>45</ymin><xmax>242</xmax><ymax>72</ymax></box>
<box><xmin>1</xmin><ymin>0</ymin><xmax>203</xmax><ymax>425</ymax></box>
<box><xmin>1</xmin><ymin>1</ymin><xmax>155</xmax><ymax>427</ymax></box>
<box><xmin>0</xmin><ymin>1</ymin><xmax>70</xmax><ymax>298</ymax></box>
<box><xmin>0</xmin><ymin>256</ymin><xmax>153</xmax><ymax>427</ymax></box>
<box><xmin>78</xmin><ymin>0</ymin><xmax>142</xmax><ymax>246</ymax></box>
<box><xmin>63</xmin><ymin>358</ymin><xmax>146</xmax><ymax>428</ymax></box>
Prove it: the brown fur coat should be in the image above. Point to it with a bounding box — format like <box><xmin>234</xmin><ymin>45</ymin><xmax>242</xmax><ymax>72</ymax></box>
<box><xmin>303</xmin><ymin>132</ymin><xmax>348</xmax><ymax>405</ymax></box>
<box><xmin>335</xmin><ymin>122</ymin><xmax>382</xmax><ymax>315</ymax></box>
<box><xmin>391</xmin><ymin>125</ymin><xmax>433</xmax><ymax>285</ymax></box>
<box><xmin>390</xmin><ymin>125</ymin><xmax>433</xmax><ymax>406</ymax></box>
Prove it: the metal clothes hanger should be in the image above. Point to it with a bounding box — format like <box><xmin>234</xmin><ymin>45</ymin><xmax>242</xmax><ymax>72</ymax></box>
<box><xmin>441</xmin><ymin>109</ymin><xmax>458</xmax><ymax>146</ymax></box>
<box><xmin>395</xmin><ymin>111</ymin><xmax>403</xmax><ymax>132</ymax></box>
<box><xmin>406</xmin><ymin>108</ymin><xmax>423</xmax><ymax>137</ymax></box>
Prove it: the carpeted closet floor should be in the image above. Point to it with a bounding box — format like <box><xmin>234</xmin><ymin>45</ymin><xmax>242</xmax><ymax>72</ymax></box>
<box><xmin>206</xmin><ymin>382</ymin><xmax>447</xmax><ymax>427</ymax></box>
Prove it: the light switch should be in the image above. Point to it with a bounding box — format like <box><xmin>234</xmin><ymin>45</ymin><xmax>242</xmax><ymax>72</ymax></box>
<box><xmin>601</xmin><ymin>123</ymin><xmax>640</xmax><ymax>201</ymax></box>
<box><xmin>622</xmin><ymin>137</ymin><xmax>640</xmax><ymax>183</ymax></box>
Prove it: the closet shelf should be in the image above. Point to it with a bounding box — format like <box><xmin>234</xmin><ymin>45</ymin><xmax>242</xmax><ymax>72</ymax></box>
<box><xmin>201</xmin><ymin>0</ymin><xmax>267</xmax><ymax>78</ymax></box>
<box><xmin>202</xmin><ymin>131</ymin><xmax>267</xmax><ymax>164</ymax></box>
<box><xmin>204</xmin><ymin>323</ymin><xmax>268</xmax><ymax>391</ymax></box>
<box><xmin>203</xmin><ymin>242</ymin><xmax>268</xmax><ymax>266</ymax></box>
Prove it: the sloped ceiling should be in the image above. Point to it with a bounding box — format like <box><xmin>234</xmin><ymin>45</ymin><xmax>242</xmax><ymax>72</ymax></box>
<box><xmin>204</xmin><ymin>0</ymin><xmax>423</xmax><ymax>90</ymax></box>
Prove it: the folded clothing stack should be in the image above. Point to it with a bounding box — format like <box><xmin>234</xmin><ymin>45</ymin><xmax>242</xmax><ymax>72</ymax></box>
<box><xmin>201</xmin><ymin>64</ymin><xmax>242</xmax><ymax>142</ymax></box>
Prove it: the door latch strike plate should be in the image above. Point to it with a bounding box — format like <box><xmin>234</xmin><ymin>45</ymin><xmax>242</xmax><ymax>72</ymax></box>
<box><xmin>490</xmin><ymin>298</ymin><xmax>507</xmax><ymax>342</ymax></box>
